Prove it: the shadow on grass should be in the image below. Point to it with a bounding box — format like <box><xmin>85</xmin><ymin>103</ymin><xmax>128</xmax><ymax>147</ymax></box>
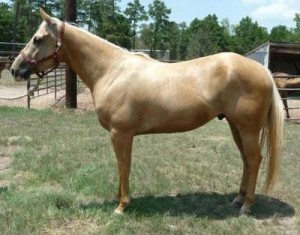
<box><xmin>79</xmin><ymin>192</ymin><xmax>295</xmax><ymax>220</ymax></box>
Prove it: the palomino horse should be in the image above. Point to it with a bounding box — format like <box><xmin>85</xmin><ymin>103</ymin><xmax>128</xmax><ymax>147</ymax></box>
<box><xmin>273</xmin><ymin>72</ymin><xmax>300</xmax><ymax>119</ymax></box>
<box><xmin>11</xmin><ymin>9</ymin><xmax>284</xmax><ymax>215</ymax></box>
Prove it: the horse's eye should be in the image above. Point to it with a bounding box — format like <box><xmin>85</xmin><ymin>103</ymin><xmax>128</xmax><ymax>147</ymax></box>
<box><xmin>33</xmin><ymin>36</ymin><xmax>42</xmax><ymax>44</ymax></box>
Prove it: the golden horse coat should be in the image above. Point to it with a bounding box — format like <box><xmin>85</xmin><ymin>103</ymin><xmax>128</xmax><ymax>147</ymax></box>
<box><xmin>11</xmin><ymin>9</ymin><xmax>284</xmax><ymax>215</ymax></box>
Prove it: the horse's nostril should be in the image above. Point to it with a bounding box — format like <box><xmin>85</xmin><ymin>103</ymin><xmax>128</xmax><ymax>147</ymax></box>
<box><xmin>11</xmin><ymin>69</ymin><xmax>15</xmax><ymax>76</ymax></box>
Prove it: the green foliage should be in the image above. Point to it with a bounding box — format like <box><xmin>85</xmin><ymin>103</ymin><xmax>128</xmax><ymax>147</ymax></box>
<box><xmin>11</xmin><ymin>0</ymin><xmax>63</xmax><ymax>42</ymax></box>
<box><xmin>186</xmin><ymin>15</ymin><xmax>229</xmax><ymax>59</ymax></box>
<box><xmin>270</xmin><ymin>25</ymin><xmax>293</xmax><ymax>42</ymax></box>
<box><xmin>79</xmin><ymin>0</ymin><xmax>131</xmax><ymax>48</ymax></box>
<box><xmin>295</xmin><ymin>13</ymin><xmax>300</xmax><ymax>29</ymax></box>
<box><xmin>1</xmin><ymin>1</ymin><xmax>300</xmax><ymax>58</ymax></box>
<box><xmin>147</xmin><ymin>0</ymin><xmax>172</xmax><ymax>56</ymax></box>
<box><xmin>96</xmin><ymin>13</ymin><xmax>131</xmax><ymax>48</ymax></box>
<box><xmin>165</xmin><ymin>21</ymin><xmax>181</xmax><ymax>61</ymax></box>
<box><xmin>0</xmin><ymin>3</ymin><xmax>13</xmax><ymax>42</ymax></box>
<box><xmin>124</xmin><ymin>0</ymin><xmax>148</xmax><ymax>49</ymax></box>
<box><xmin>232</xmin><ymin>16</ymin><xmax>269</xmax><ymax>55</ymax></box>
<box><xmin>290</xmin><ymin>13</ymin><xmax>300</xmax><ymax>42</ymax></box>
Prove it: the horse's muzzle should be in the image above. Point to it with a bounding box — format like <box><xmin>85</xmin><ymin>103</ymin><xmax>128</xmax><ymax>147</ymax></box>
<box><xmin>11</xmin><ymin>67</ymin><xmax>32</xmax><ymax>81</ymax></box>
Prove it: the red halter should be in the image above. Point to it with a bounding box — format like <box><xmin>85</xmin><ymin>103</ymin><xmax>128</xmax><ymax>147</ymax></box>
<box><xmin>21</xmin><ymin>21</ymin><xmax>65</xmax><ymax>78</ymax></box>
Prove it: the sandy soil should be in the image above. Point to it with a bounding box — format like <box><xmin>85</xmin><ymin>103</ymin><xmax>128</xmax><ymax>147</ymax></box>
<box><xmin>0</xmin><ymin>87</ymin><xmax>95</xmax><ymax>111</ymax></box>
<box><xmin>30</xmin><ymin>88</ymin><xmax>95</xmax><ymax>111</ymax></box>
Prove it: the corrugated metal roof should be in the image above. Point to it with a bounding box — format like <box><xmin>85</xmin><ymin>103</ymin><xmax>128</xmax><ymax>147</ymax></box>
<box><xmin>246</xmin><ymin>41</ymin><xmax>300</xmax><ymax>56</ymax></box>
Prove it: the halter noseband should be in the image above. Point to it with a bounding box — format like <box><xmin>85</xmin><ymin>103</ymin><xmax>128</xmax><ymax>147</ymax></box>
<box><xmin>21</xmin><ymin>21</ymin><xmax>65</xmax><ymax>79</ymax></box>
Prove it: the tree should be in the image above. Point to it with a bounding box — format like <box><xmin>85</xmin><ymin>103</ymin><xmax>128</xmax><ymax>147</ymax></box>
<box><xmin>147</xmin><ymin>0</ymin><xmax>171</xmax><ymax>56</ymax></box>
<box><xmin>290</xmin><ymin>13</ymin><xmax>300</xmax><ymax>42</ymax></box>
<box><xmin>139</xmin><ymin>23</ymin><xmax>153</xmax><ymax>49</ymax></box>
<box><xmin>0</xmin><ymin>3</ymin><xmax>14</xmax><ymax>42</ymax></box>
<box><xmin>186</xmin><ymin>15</ymin><xmax>228</xmax><ymax>58</ymax></box>
<box><xmin>79</xmin><ymin>0</ymin><xmax>121</xmax><ymax>33</ymax></box>
<box><xmin>232</xmin><ymin>17</ymin><xmax>268</xmax><ymax>54</ymax></box>
<box><xmin>124</xmin><ymin>0</ymin><xmax>148</xmax><ymax>50</ymax></box>
<box><xmin>294</xmin><ymin>13</ymin><xmax>300</xmax><ymax>29</ymax></box>
<box><xmin>221</xmin><ymin>18</ymin><xmax>235</xmax><ymax>52</ymax></box>
<box><xmin>177</xmin><ymin>22</ymin><xmax>189</xmax><ymax>60</ymax></box>
<box><xmin>165</xmin><ymin>21</ymin><xmax>181</xmax><ymax>61</ymax></box>
<box><xmin>65</xmin><ymin>0</ymin><xmax>77</xmax><ymax>109</ymax></box>
<box><xmin>270</xmin><ymin>25</ymin><xmax>292</xmax><ymax>42</ymax></box>
<box><xmin>97</xmin><ymin>13</ymin><xmax>131</xmax><ymax>48</ymax></box>
<box><xmin>10</xmin><ymin>0</ymin><xmax>63</xmax><ymax>42</ymax></box>
<box><xmin>77</xmin><ymin>0</ymin><xmax>131</xmax><ymax>48</ymax></box>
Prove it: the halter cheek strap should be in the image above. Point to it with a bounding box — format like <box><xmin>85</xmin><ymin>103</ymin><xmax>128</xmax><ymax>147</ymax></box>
<box><xmin>21</xmin><ymin>21</ymin><xmax>65</xmax><ymax>79</ymax></box>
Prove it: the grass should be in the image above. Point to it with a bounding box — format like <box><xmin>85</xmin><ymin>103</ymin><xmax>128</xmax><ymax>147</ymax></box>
<box><xmin>0</xmin><ymin>106</ymin><xmax>299</xmax><ymax>234</ymax></box>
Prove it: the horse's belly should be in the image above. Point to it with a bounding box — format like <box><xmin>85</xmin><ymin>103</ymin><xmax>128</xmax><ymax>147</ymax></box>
<box><xmin>137</xmin><ymin>108</ymin><xmax>215</xmax><ymax>134</ymax></box>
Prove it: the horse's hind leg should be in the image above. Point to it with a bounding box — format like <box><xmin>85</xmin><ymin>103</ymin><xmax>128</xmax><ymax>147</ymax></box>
<box><xmin>238</xmin><ymin>130</ymin><xmax>263</xmax><ymax>215</ymax></box>
<box><xmin>227</xmin><ymin>120</ymin><xmax>248</xmax><ymax>207</ymax></box>
<box><xmin>110</xmin><ymin>128</ymin><xmax>134</xmax><ymax>214</ymax></box>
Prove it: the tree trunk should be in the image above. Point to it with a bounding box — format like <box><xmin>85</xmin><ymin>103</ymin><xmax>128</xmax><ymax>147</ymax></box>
<box><xmin>65</xmin><ymin>0</ymin><xmax>77</xmax><ymax>108</ymax></box>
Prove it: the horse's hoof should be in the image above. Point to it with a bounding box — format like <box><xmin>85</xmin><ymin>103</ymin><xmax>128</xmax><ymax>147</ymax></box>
<box><xmin>113</xmin><ymin>208</ymin><xmax>124</xmax><ymax>216</ymax></box>
<box><xmin>232</xmin><ymin>196</ymin><xmax>244</xmax><ymax>208</ymax></box>
<box><xmin>239</xmin><ymin>206</ymin><xmax>251</xmax><ymax>216</ymax></box>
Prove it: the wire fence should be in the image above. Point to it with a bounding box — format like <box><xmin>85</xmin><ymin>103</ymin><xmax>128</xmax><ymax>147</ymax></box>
<box><xmin>0</xmin><ymin>42</ymin><xmax>87</xmax><ymax>108</ymax></box>
<box><xmin>278</xmin><ymin>88</ymin><xmax>300</xmax><ymax>121</ymax></box>
<box><xmin>27</xmin><ymin>64</ymin><xmax>67</xmax><ymax>108</ymax></box>
<box><xmin>0</xmin><ymin>64</ymin><xmax>85</xmax><ymax>109</ymax></box>
<box><xmin>0</xmin><ymin>42</ymin><xmax>26</xmax><ymax>107</ymax></box>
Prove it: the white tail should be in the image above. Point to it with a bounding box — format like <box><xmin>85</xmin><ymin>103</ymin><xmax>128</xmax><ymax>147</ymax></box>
<box><xmin>260</xmin><ymin>70</ymin><xmax>284</xmax><ymax>193</ymax></box>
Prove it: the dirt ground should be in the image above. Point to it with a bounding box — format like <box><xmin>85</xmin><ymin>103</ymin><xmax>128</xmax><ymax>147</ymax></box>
<box><xmin>284</xmin><ymin>99</ymin><xmax>300</xmax><ymax>121</ymax></box>
<box><xmin>31</xmin><ymin>88</ymin><xmax>95</xmax><ymax>111</ymax></box>
<box><xmin>0</xmin><ymin>87</ymin><xmax>95</xmax><ymax>111</ymax></box>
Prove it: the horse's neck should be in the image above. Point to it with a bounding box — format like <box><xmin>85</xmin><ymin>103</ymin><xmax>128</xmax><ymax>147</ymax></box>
<box><xmin>61</xmin><ymin>24</ymin><xmax>125</xmax><ymax>90</ymax></box>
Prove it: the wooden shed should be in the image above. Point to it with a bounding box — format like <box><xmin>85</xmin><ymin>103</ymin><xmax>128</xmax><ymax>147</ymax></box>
<box><xmin>245</xmin><ymin>41</ymin><xmax>300</xmax><ymax>74</ymax></box>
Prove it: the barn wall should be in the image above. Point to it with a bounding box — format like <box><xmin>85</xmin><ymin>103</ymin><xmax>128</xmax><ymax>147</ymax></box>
<box><xmin>245</xmin><ymin>43</ymin><xmax>269</xmax><ymax>67</ymax></box>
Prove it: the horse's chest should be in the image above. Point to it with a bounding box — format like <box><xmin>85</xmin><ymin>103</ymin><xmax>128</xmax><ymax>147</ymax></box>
<box><xmin>93</xmin><ymin>94</ymin><xmax>112</xmax><ymax>131</ymax></box>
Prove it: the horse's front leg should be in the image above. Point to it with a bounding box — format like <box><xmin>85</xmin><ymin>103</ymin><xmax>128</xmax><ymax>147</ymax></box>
<box><xmin>110</xmin><ymin>128</ymin><xmax>134</xmax><ymax>214</ymax></box>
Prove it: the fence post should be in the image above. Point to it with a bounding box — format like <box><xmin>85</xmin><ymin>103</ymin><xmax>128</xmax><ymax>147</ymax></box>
<box><xmin>27</xmin><ymin>77</ymin><xmax>30</xmax><ymax>109</ymax></box>
<box><xmin>54</xmin><ymin>68</ymin><xmax>57</xmax><ymax>100</ymax></box>
<box><xmin>65</xmin><ymin>0</ymin><xmax>77</xmax><ymax>109</ymax></box>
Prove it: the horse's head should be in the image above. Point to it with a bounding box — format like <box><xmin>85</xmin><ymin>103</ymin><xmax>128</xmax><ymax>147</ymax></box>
<box><xmin>11</xmin><ymin>8</ymin><xmax>64</xmax><ymax>81</ymax></box>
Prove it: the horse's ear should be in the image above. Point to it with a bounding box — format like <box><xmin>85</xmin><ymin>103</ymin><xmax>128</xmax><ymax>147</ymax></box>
<box><xmin>39</xmin><ymin>8</ymin><xmax>53</xmax><ymax>25</ymax></box>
